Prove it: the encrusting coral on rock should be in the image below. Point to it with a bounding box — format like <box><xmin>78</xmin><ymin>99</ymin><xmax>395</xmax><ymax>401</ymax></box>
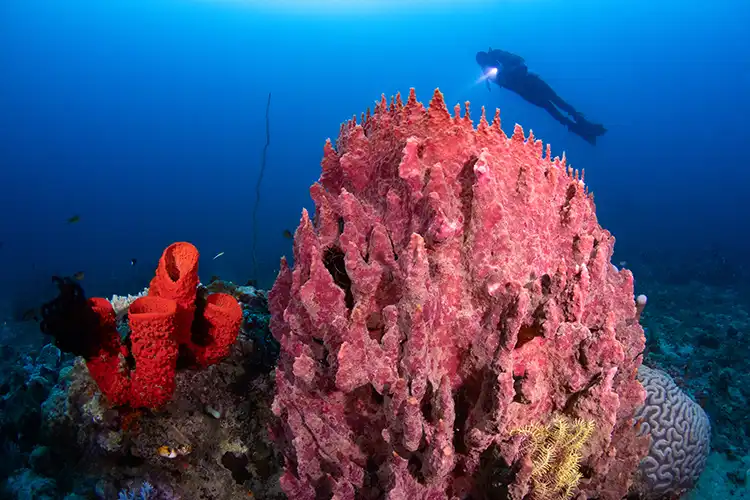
<box><xmin>5</xmin><ymin>278</ymin><xmax>284</xmax><ymax>499</ymax></box>
<box><xmin>269</xmin><ymin>88</ymin><xmax>650</xmax><ymax>499</ymax></box>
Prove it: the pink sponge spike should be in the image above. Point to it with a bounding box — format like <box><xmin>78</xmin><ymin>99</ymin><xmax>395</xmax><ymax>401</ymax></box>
<box><xmin>270</xmin><ymin>88</ymin><xmax>649</xmax><ymax>499</ymax></box>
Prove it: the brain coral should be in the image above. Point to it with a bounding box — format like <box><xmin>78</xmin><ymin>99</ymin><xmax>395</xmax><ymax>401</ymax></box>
<box><xmin>634</xmin><ymin>365</ymin><xmax>711</xmax><ymax>498</ymax></box>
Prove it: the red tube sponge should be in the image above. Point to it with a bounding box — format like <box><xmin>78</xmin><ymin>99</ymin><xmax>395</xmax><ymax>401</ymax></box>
<box><xmin>82</xmin><ymin>242</ymin><xmax>242</xmax><ymax>409</ymax></box>
<box><xmin>148</xmin><ymin>241</ymin><xmax>199</xmax><ymax>345</ymax></box>
<box><xmin>86</xmin><ymin>297</ymin><xmax>131</xmax><ymax>406</ymax></box>
<box><xmin>192</xmin><ymin>292</ymin><xmax>243</xmax><ymax>367</ymax></box>
<box><xmin>128</xmin><ymin>296</ymin><xmax>179</xmax><ymax>409</ymax></box>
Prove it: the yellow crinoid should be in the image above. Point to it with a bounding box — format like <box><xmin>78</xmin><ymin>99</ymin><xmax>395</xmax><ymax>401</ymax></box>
<box><xmin>510</xmin><ymin>414</ymin><xmax>595</xmax><ymax>500</ymax></box>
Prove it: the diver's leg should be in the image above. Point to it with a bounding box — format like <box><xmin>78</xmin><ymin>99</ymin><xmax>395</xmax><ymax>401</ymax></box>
<box><xmin>514</xmin><ymin>85</ymin><xmax>575</xmax><ymax>127</ymax></box>
<box><xmin>513</xmin><ymin>75</ymin><xmax>605</xmax><ymax>143</ymax></box>
<box><xmin>544</xmin><ymin>83</ymin><xmax>607</xmax><ymax>140</ymax></box>
<box><xmin>525</xmin><ymin>74</ymin><xmax>583</xmax><ymax>120</ymax></box>
<box><xmin>539</xmin><ymin>100</ymin><xmax>575</xmax><ymax>127</ymax></box>
<box><xmin>511</xmin><ymin>80</ymin><xmax>572</xmax><ymax>126</ymax></box>
<box><xmin>548</xmin><ymin>92</ymin><xmax>581</xmax><ymax>120</ymax></box>
<box><xmin>540</xmin><ymin>98</ymin><xmax>600</xmax><ymax>144</ymax></box>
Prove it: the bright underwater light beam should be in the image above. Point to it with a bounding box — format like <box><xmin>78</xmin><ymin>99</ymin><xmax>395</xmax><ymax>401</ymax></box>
<box><xmin>475</xmin><ymin>66</ymin><xmax>498</xmax><ymax>85</ymax></box>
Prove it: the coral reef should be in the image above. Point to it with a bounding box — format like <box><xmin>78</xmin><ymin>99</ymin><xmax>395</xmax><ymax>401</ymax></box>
<box><xmin>269</xmin><ymin>88</ymin><xmax>649</xmax><ymax>499</ymax></box>
<box><xmin>117</xmin><ymin>481</ymin><xmax>156</xmax><ymax>500</ymax></box>
<box><xmin>2</xmin><ymin>89</ymin><xmax>731</xmax><ymax>499</ymax></box>
<box><xmin>40</xmin><ymin>242</ymin><xmax>242</xmax><ymax>409</ymax></box>
<box><xmin>110</xmin><ymin>289</ymin><xmax>148</xmax><ymax>320</ymax></box>
<box><xmin>1</xmin><ymin>280</ymin><xmax>283</xmax><ymax>499</ymax></box>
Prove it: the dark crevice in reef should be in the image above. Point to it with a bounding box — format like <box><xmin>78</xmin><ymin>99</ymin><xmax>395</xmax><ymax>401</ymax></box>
<box><xmin>366</xmin><ymin>311</ymin><xmax>385</xmax><ymax>342</ymax></box>
<box><xmin>452</xmin><ymin>369</ymin><xmax>485</xmax><ymax>455</ymax></box>
<box><xmin>421</xmin><ymin>383</ymin><xmax>435</xmax><ymax>424</ymax></box>
<box><xmin>514</xmin><ymin>323</ymin><xmax>543</xmax><ymax>349</ymax></box>
<box><xmin>221</xmin><ymin>452</ymin><xmax>253</xmax><ymax>485</ymax></box>
<box><xmin>560</xmin><ymin>184</ymin><xmax>577</xmax><ymax>224</ymax></box>
<box><xmin>116</xmin><ymin>453</ymin><xmax>145</xmax><ymax>468</ymax></box>
<box><xmin>371</xmin><ymin>385</ymin><xmax>384</xmax><ymax>405</ymax></box>
<box><xmin>323</xmin><ymin>246</ymin><xmax>354</xmax><ymax>309</ymax></box>
<box><xmin>513</xmin><ymin>375</ymin><xmax>531</xmax><ymax>404</ymax></box>
<box><xmin>458</xmin><ymin>156</ymin><xmax>478</xmax><ymax>246</ymax></box>
<box><xmin>590</xmin><ymin>237</ymin><xmax>600</xmax><ymax>262</ymax></box>
<box><xmin>408</xmin><ymin>453</ymin><xmax>426</xmax><ymax>484</ymax></box>
<box><xmin>311</xmin><ymin>337</ymin><xmax>331</xmax><ymax>370</ymax></box>
<box><xmin>360</xmin><ymin>457</ymin><xmax>381</xmax><ymax>496</ymax></box>
<box><xmin>540</xmin><ymin>273</ymin><xmax>552</xmax><ymax>296</ymax></box>
<box><xmin>471</xmin><ymin>444</ymin><xmax>516</xmax><ymax>500</ymax></box>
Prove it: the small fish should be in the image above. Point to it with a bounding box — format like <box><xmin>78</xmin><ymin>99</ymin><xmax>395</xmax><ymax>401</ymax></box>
<box><xmin>67</xmin><ymin>215</ymin><xmax>80</xmax><ymax>224</ymax></box>
<box><xmin>244</xmin><ymin>279</ymin><xmax>257</xmax><ymax>287</ymax></box>
<box><xmin>157</xmin><ymin>446</ymin><xmax>178</xmax><ymax>459</ymax></box>
<box><xmin>213</xmin><ymin>251</ymin><xmax>224</xmax><ymax>260</ymax></box>
<box><xmin>210</xmin><ymin>275</ymin><xmax>221</xmax><ymax>283</ymax></box>
<box><xmin>130</xmin><ymin>258</ymin><xmax>137</xmax><ymax>266</ymax></box>
<box><xmin>618</xmin><ymin>261</ymin><xmax>627</xmax><ymax>267</ymax></box>
<box><xmin>73</xmin><ymin>271</ymin><xmax>85</xmax><ymax>281</ymax></box>
<box><xmin>282</xmin><ymin>229</ymin><xmax>293</xmax><ymax>239</ymax></box>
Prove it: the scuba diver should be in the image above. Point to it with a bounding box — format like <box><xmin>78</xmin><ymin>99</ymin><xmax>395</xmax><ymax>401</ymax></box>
<box><xmin>476</xmin><ymin>48</ymin><xmax>607</xmax><ymax>145</ymax></box>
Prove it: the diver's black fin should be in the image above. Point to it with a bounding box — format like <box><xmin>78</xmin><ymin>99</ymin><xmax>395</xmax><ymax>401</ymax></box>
<box><xmin>569</xmin><ymin>121</ymin><xmax>604</xmax><ymax>146</ymax></box>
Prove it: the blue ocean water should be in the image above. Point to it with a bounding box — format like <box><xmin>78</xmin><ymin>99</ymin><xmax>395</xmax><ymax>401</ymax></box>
<box><xmin>0</xmin><ymin>0</ymin><xmax>748</xmax><ymax>498</ymax></box>
<box><xmin>2</xmin><ymin>0</ymin><xmax>748</xmax><ymax>300</ymax></box>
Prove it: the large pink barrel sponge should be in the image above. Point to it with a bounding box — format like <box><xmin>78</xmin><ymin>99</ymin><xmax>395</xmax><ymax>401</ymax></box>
<box><xmin>269</xmin><ymin>89</ymin><xmax>649</xmax><ymax>499</ymax></box>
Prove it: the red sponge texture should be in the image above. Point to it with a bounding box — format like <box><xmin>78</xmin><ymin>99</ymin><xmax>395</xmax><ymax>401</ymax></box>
<box><xmin>128</xmin><ymin>296</ymin><xmax>179</xmax><ymax>409</ymax></box>
<box><xmin>84</xmin><ymin>242</ymin><xmax>241</xmax><ymax>409</ymax></box>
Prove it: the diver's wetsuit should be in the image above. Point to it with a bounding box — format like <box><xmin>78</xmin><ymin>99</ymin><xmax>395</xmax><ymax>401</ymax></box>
<box><xmin>476</xmin><ymin>49</ymin><xmax>606</xmax><ymax>145</ymax></box>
